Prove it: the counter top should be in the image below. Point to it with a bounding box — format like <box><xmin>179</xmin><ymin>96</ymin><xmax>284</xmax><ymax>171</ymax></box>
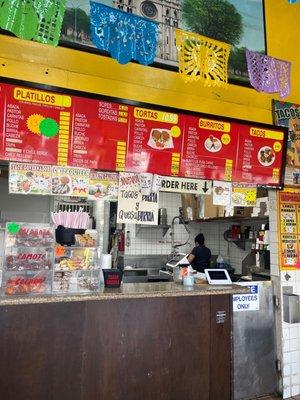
<box><xmin>0</xmin><ymin>282</ymin><xmax>250</xmax><ymax>306</ymax></box>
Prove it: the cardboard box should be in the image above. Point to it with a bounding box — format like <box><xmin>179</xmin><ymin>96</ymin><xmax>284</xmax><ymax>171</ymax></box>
<box><xmin>203</xmin><ymin>194</ymin><xmax>219</xmax><ymax>219</ymax></box>
<box><xmin>181</xmin><ymin>194</ymin><xmax>200</xmax><ymax>221</ymax></box>
<box><xmin>233</xmin><ymin>206</ymin><xmax>253</xmax><ymax>218</ymax></box>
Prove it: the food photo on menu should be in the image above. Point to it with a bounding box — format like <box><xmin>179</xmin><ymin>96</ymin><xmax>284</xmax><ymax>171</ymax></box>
<box><xmin>258</xmin><ymin>146</ymin><xmax>276</xmax><ymax>166</ymax></box>
<box><xmin>52</xmin><ymin>175</ymin><xmax>72</xmax><ymax>195</ymax></box>
<box><xmin>204</xmin><ymin>134</ymin><xmax>222</xmax><ymax>153</ymax></box>
<box><xmin>147</xmin><ymin>128</ymin><xmax>174</xmax><ymax>150</ymax></box>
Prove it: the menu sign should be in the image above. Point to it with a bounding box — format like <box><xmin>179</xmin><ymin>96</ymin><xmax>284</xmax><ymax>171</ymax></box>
<box><xmin>180</xmin><ymin>117</ymin><xmax>285</xmax><ymax>187</ymax></box>
<box><xmin>181</xmin><ymin>117</ymin><xmax>238</xmax><ymax>181</ymax></box>
<box><xmin>117</xmin><ymin>173</ymin><xmax>159</xmax><ymax>225</ymax></box>
<box><xmin>0</xmin><ymin>81</ymin><xmax>287</xmax><ymax>187</ymax></box>
<box><xmin>278</xmin><ymin>190</ymin><xmax>300</xmax><ymax>270</ymax></box>
<box><xmin>234</xmin><ymin>126</ymin><xmax>283</xmax><ymax>186</ymax></box>
<box><xmin>126</xmin><ymin>107</ymin><xmax>184</xmax><ymax>176</ymax></box>
<box><xmin>0</xmin><ymin>83</ymin><xmax>71</xmax><ymax>165</ymax></box>
<box><xmin>273</xmin><ymin>100</ymin><xmax>300</xmax><ymax>186</ymax></box>
<box><xmin>69</xmin><ymin>98</ymin><xmax>129</xmax><ymax>171</ymax></box>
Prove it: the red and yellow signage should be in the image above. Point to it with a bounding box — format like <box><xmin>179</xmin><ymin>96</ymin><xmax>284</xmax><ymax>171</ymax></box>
<box><xmin>278</xmin><ymin>190</ymin><xmax>300</xmax><ymax>270</ymax></box>
<box><xmin>0</xmin><ymin>81</ymin><xmax>287</xmax><ymax>187</ymax></box>
<box><xmin>126</xmin><ymin>106</ymin><xmax>183</xmax><ymax>176</ymax></box>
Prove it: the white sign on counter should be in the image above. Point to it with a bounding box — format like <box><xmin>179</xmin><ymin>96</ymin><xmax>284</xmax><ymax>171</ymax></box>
<box><xmin>117</xmin><ymin>173</ymin><xmax>159</xmax><ymax>225</ymax></box>
<box><xmin>232</xmin><ymin>283</ymin><xmax>260</xmax><ymax>312</ymax></box>
<box><xmin>160</xmin><ymin>177</ymin><xmax>212</xmax><ymax>195</ymax></box>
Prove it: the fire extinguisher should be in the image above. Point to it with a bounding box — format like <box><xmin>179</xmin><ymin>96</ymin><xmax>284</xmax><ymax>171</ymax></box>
<box><xmin>118</xmin><ymin>230</ymin><xmax>125</xmax><ymax>252</ymax></box>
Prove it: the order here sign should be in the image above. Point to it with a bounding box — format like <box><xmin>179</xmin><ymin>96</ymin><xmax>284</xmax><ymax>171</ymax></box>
<box><xmin>232</xmin><ymin>284</ymin><xmax>259</xmax><ymax>312</ymax></box>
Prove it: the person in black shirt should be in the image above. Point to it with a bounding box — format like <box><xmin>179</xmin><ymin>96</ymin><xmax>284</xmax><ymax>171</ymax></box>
<box><xmin>187</xmin><ymin>233</ymin><xmax>212</xmax><ymax>273</ymax></box>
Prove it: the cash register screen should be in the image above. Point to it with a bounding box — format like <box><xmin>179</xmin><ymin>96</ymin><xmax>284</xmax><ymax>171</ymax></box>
<box><xmin>208</xmin><ymin>270</ymin><xmax>228</xmax><ymax>280</ymax></box>
<box><xmin>205</xmin><ymin>269</ymin><xmax>232</xmax><ymax>285</ymax></box>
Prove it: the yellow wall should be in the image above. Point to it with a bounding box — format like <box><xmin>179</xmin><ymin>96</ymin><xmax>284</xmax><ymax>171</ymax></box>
<box><xmin>0</xmin><ymin>0</ymin><xmax>299</xmax><ymax>124</ymax></box>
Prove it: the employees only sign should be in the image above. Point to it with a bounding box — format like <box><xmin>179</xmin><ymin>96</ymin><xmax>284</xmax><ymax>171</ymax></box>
<box><xmin>232</xmin><ymin>284</ymin><xmax>260</xmax><ymax>312</ymax></box>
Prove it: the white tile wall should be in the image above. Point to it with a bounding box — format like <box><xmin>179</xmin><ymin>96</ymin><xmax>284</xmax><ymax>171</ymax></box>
<box><xmin>125</xmin><ymin>192</ymin><xmax>264</xmax><ymax>274</ymax></box>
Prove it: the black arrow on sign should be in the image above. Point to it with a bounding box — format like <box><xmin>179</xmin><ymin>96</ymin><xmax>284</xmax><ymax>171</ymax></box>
<box><xmin>202</xmin><ymin>181</ymin><xmax>209</xmax><ymax>193</ymax></box>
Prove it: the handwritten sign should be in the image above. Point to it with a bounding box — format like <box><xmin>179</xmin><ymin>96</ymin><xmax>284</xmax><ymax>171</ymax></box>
<box><xmin>117</xmin><ymin>173</ymin><xmax>159</xmax><ymax>225</ymax></box>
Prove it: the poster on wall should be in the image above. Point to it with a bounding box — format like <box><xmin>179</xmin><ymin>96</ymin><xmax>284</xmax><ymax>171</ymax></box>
<box><xmin>212</xmin><ymin>181</ymin><xmax>232</xmax><ymax>206</ymax></box>
<box><xmin>278</xmin><ymin>190</ymin><xmax>300</xmax><ymax>270</ymax></box>
<box><xmin>51</xmin><ymin>166</ymin><xmax>90</xmax><ymax>197</ymax></box>
<box><xmin>60</xmin><ymin>0</ymin><xmax>266</xmax><ymax>84</ymax></box>
<box><xmin>88</xmin><ymin>171</ymin><xmax>119</xmax><ymax>200</ymax></box>
<box><xmin>0</xmin><ymin>83</ymin><xmax>72</xmax><ymax>165</ymax></box>
<box><xmin>231</xmin><ymin>184</ymin><xmax>257</xmax><ymax>207</ymax></box>
<box><xmin>9</xmin><ymin>163</ymin><xmax>52</xmax><ymax>195</ymax></box>
<box><xmin>117</xmin><ymin>173</ymin><xmax>159</xmax><ymax>225</ymax></box>
<box><xmin>273</xmin><ymin>100</ymin><xmax>300</xmax><ymax>186</ymax></box>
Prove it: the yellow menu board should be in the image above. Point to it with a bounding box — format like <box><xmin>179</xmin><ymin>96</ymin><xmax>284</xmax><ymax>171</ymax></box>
<box><xmin>278</xmin><ymin>190</ymin><xmax>300</xmax><ymax>269</ymax></box>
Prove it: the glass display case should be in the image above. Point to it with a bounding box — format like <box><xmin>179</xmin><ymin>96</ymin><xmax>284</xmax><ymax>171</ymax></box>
<box><xmin>1</xmin><ymin>223</ymin><xmax>55</xmax><ymax>295</ymax></box>
<box><xmin>53</xmin><ymin>246</ymin><xmax>101</xmax><ymax>294</ymax></box>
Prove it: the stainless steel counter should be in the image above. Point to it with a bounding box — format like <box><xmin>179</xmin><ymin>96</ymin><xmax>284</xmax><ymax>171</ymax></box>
<box><xmin>0</xmin><ymin>282</ymin><xmax>250</xmax><ymax>306</ymax></box>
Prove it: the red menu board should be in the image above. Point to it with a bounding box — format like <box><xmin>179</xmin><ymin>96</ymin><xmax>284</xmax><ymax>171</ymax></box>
<box><xmin>1</xmin><ymin>83</ymin><xmax>72</xmax><ymax>165</ymax></box>
<box><xmin>0</xmin><ymin>80</ymin><xmax>287</xmax><ymax>187</ymax></box>
<box><xmin>180</xmin><ymin>117</ymin><xmax>239</xmax><ymax>181</ymax></box>
<box><xmin>0</xmin><ymin>83</ymin><xmax>5</xmax><ymax>159</ymax></box>
<box><xmin>125</xmin><ymin>106</ymin><xmax>184</xmax><ymax>176</ymax></box>
<box><xmin>234</xmin><ymin>125</ymin><xmax>284</xmax><ymax>186</ymax></box>
<box><xmin>68</xmin><ymin>97</ymin><xmax>129</xmax><ymax>171</ymax></box>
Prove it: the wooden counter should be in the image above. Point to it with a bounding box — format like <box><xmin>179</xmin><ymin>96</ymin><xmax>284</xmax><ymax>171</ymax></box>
<box><xmin>0</xmin><ymin>283</ymin><xmax>248</xmax><ymax>400</ymax></box>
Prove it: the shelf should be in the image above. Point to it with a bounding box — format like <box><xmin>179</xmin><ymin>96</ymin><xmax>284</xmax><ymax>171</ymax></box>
<box><xmin>193</xmin><ymin>216</ymin><xmax>269</xmax><ymax>223</ymax></box>
<box><xmin>136</xmin><ymin>224</ymin><xmax>171</xmax><ymax>237</ymax></box>
<box><xmin>54</xmin><ymin>268</ymin><xmax>100</xmax><ymax>272</ymax></box>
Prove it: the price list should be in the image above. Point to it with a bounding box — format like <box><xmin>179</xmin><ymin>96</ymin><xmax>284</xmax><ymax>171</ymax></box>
<box><xmin>1</xmin><ymin>84</ymin><xmax>72</xmax><ymax>165</ymax></box>
<box><xmin>278</xmin><ymin>191</ymin><xmax>300</xmax><ymax>269</ymax></box>
<box><xmin>125</xmin><ymin>107</ymin><xmax>184</xmax><ymax>176</ymax></box>
<box><xmin>68</xmin><ymin>98</ymin><xmax>129</xmax><ymax>171</ymax></box>
<box><xmin>234</xmin><ymin>126</ymin><xmax>284</xmax><ymax>186</ymax></box>
<box><xmin>180</xmin><ymin>117</ymin><xmax>238</xmax><ymax>181</ymax></box>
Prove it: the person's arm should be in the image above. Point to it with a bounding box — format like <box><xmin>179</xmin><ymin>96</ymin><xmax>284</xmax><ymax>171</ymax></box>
<box><xmin>187</xmin><ymin>254</ymin><xmax>195</xmax><ymax>264</ymax></box>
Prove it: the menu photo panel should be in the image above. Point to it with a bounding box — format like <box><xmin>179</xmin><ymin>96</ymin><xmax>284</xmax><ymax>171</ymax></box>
<box><xmin>2</xmin><ymin>83</ymin><xmax>72</xmax><ymax>165</ymax></box>
<box><xmin>125</xmin><ymin>106</ymin><xmax>184</xmax><ymax>176</ymax></box>
<box><xmin>180</xmin><ymin>117</ymin><xmax>239</xmax><ymax>181</ymax></box>
<box><xmin>68</xmin><ymin>97</ymin><xmax>130</xmax><ymax>172</ymax></box>
<box><xmin>234</xmin><ymin>125</ymin><xmax>285</xmax><ymax>187</ymax></box>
